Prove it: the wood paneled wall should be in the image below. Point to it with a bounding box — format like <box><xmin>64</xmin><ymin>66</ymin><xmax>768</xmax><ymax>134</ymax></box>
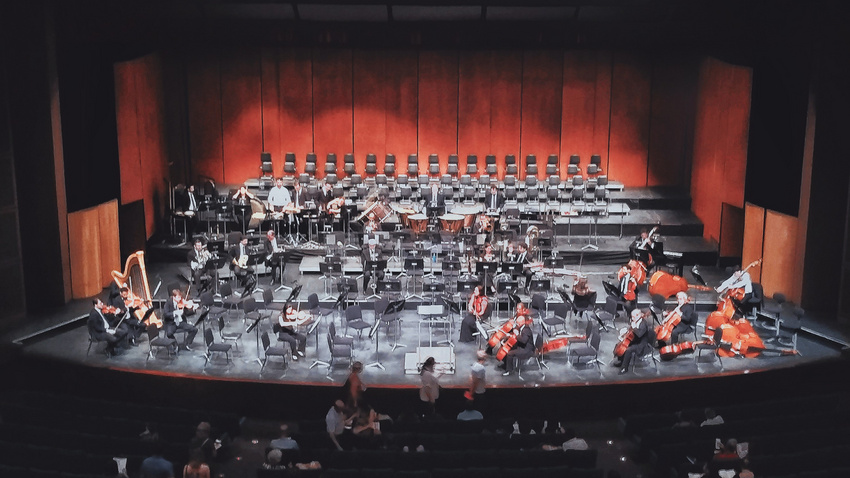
<box><xmin>114</xmin><ymin>53</ymin><xmax>169</xmax><ymax>239</ymax></box>
<box><xmin>743</xmin><ymin>203</ymin><xmax>802</xmax><ymax>302</ymax></box>
<box><xmin>67</xmin><ymin>200</ymin><xmax>120</xmax><ymax>299</ymax></box>
<box><xmin>169</xmin><ymin>47</ymin><xmax>701</xmax><ymax>187</ymax></box>
<box><xmin>691</xmin><ymin>58</ymin><xmax>752</xmax><ymax>243</ymax></box>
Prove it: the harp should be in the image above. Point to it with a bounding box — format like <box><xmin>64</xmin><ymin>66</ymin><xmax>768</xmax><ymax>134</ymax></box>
<box><xmin>111</xmin><ymin>251</ymin><xmax>162</xmax><ymax>327</ymax></box>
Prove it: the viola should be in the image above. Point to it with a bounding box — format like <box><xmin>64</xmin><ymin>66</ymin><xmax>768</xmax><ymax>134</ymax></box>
<box><xmin>613</xmin><ymin>328</ymin><xmax>635</xmax><ymax>359</ymax></box>
<box><xmin>124</xmin><ymin>291</ymin><xmax>162</xmax><ymax>328</ymax></box>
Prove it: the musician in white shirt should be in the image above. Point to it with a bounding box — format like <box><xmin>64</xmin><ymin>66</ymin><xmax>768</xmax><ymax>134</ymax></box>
<box><xmin>267</xmin><ymin>178</ymin><xmax>292</xmax><ymax>212</ymax></box>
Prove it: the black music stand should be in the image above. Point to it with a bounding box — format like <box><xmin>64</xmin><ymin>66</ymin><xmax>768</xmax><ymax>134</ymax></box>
<box><xmin>440</xmin><ymin>294</ymin><xmax>461</xmax><ymax>326</ymax></box>
<box><xmin>442</xmin><ymin>258</ymin><xmax>461</xmax><ymax>294</ymax></box>
<box><xmin>496</xmin><ymin>278</ymin><xmax>519</xmax><ymax>319</ymax></box>
<box><xmin>366</xmin><ymin>316</ymin><xmax>386</xmax><ymax>370</ymax></box>
<box><xmin>390</xmin><ymin>230</ymin><xmax>410</xmax><ymax>268</ymax></box>
<box><xmin>245</xmin><ymin>316</ymin><xmax>265</xmax><ymax>367</ymax></box>
<box><xmin>501</xmin><ymin>262</ymin><xmax>523</xmax><ymax>278</ymax></box>
<box><xmin>544</xmin><ymin>256</ymin><xmax>564</xmax><ymax>270</ymax></box>
<box><xmin>476</xmin><ymin>261</ymin><xmax>498</xmax><ymax>297</ymax></box>
<box><xmin>208</xmin><ymin>256</ymin><xmax>228</xmax><ymax>297</ymax></box>
<box><xmin>342</xmin><ymin>204</ymin><xmax>360</xmax><ymax>250</ymax></box>
<box><xmin>423</xmin><ymin>280</ymin><xmax>445</xmax><ymax>305</ymax></box>
<box><xmin>457</xmin><ymin>277</ymin><xmax>481</xmax><ymax>295</ymax></box>
<box><xmin>337</xmin><ymin>277</ymin><xmax>359</xmax><ymax>305</ymax></box>
<box><xmin>403</xmin><ymin>256</ymin><xmax>424</xmax><ymax>300</ymax></box>
<box><xmin>377</xmin><ymin>279</ymin><xmax>402</xmax><ymax>301</ymax></box>
<box><xmin>365</xmin><ymin>259</ymin><xmax>387</xmax><ymax>300</ymax></box>
<box><xmin>385</xmin><ymin>298</ymin><xmax>407</xmax><ymax>351</ymax></box>
<box><xmin>530</xmin><ymin>278</ymin><xmax>552</xmax><ymax>304</ymax></box>
<box><xmin>272</xmin><ymin>250</ymin><xmax>292</xmax><ymax>294</ymax></box>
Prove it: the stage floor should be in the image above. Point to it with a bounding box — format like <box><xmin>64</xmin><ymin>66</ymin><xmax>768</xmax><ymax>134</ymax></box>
<box><xmin>7</xmin><ymin>261</ymin><xmax>847</xmax><ymax>391</ymax></box>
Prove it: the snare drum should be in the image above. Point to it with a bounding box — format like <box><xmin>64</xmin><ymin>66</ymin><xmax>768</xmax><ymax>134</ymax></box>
<box><xmin>439</xmin><ymin>213</ymin><xmax>464</xmax><ymax>234</ymax></box>
<box><xmin>409</xmin><ymin>214</ymin><xmax>429</xmax><ymax>234</ymax></box>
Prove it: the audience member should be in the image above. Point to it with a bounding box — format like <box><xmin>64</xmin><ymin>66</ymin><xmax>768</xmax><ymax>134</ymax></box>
<box><xmin>701</xmin><ymin>408</ymin><xmax>725</xmax><ymax>427</ymax></box>
<box><xmin>706</xmin><ymin>438</ymin><xmax>745</xmax><ymax>478</ymax></box>
<box><xmin>182</xmin><ymin>448</ymin><xmax>210</xmax><ymax>478</ymax></box>
<box><xmin>262</xmin><ymin>449</ymin><xmax>285</xmax><ymax>471</ymax></box>
<box><xmin>326</xmin><ymin>399</ymin><xmax>355</xmax><ymax>451</ymax></box>
<box><xmin>270</xmin><ymin>424</ymin><xmax>299</xmax><ymax>450</ymax></box>
<box><xmin>188</xmin><ymin>422</ymin><xmax>219</xmax><ymax>465</ymax></box>
<box><xmin>456</xmin><ymin>400</ymin><xmax>484</xmax><ymax>421</ymax></box>
<box><xmin>343</xmin><ymin>361</ymin><xmax>366</xmax><ymax>409</ymax></box>
<box><xmin>140</xmin><ymin>441</ymin><xmax>174</xmax><ymax>478</ymax></box>
<box><xmin>465</xmin><ymin>351</ymin><xmax>487</xmax><ymax>410</ymax></box>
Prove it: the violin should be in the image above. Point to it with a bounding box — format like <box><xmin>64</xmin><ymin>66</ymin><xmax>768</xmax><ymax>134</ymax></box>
<box><xmin>97</xmin><ymin>304</ymin><xmax>119</xmax><ymax>315</ymax></box>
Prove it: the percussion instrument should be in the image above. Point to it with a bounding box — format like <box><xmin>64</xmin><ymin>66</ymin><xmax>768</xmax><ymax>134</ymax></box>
<box><xmin>451</xmin><ymin>204</ymin><xmax>482</xmax><ymax>229</ymax></box>
<box><xmin>439</xmin><ymin>213</ymin><xmax>464</xmax><ymax>234</ymax></box>
<box><xmin>391</xmin><ymin>203</ymin><xmax>417</xmax><ymax>228</ymax></box>
<box><xmin>373</xmin><ymin>202</ymin><xmax>393</xmax><ymax>222</ymax></box>
<box><xmin>409</xmin><ymin>214</ymin><xmax>429</xmax><ymax>234</ymax></box>
<box><xmin>183</xmin><ymin>210</ymin><xmax>196</xmax><ymax>217</ymax></box>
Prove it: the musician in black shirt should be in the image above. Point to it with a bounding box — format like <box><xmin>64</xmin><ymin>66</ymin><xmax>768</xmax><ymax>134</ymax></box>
<box><xmin>228</xmin><ymin>234</ymin><xmax>256</xmax><ymax>296</ymax></box>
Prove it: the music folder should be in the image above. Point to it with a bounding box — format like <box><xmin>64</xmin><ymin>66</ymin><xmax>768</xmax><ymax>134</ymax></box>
<box><xmin>501</xmin><ymin>262</ymin><xmax>523</xmax><ymax>276</ymax></box>
<box><xmin>476</xmin><ymin>261</ymin><xmax>498</xmax><ymax>274</ymax></box>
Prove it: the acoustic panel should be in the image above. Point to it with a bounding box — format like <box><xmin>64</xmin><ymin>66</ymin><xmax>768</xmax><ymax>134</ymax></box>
<box><xmin>761</xmin><ymin>209</ymin><xmax>799</xmax><ymax>301</ymax></box>
<box><xmin>458</xmin><ymin>50</ymin><xmax>492</xmax><ymax>163</ymax></box>
<box><xmin>418</xmin><ymin>50</ymin><xmax>459</xmax><ymax>173</ymax></box>
<box><xmin>68</xmin><ymin>206</ymin><xmax>103</xmax><ymax>298</ymax></box>
<box><xmin>97</xmin><ymin>200</ymin><xmax>121</xmax><ymax>286</ymax></box>
<box><xmin>488</xmin><ymin>50</ymin><xmax>523</xmax><ymax>179</ymax></box>
<box><xmin>186</xmin><ymin>49</ymin><xmax>224</xmax><ymax>182</ymax></box>
<box><xmin>608</xmin><ymin>52</ymin><xmax>651</xmax><ymax>186</ymax></box>
<box><xmin>520</xmin><ymin>50</ymin><xmax>563</xmax><ymax>178</ymax></box>
<box><xmin>278</xmin><ymin>48</ymin><xmax>314</xmax><ymax>173</ymax></box>
<box><xmin>384</xmin><ymin>50</ymin><xmax>419</xmax><ymax>163</ymax></box>
<box><xmin>312</xmin><ymin>49</ymin><xmax>354</xmax><ymax>177</ymax></box>
<box><xmin>353</xmin><ymin>49</ymin><xmax>388</xmax><ymax>170</ymax></box>
<box><xmin>221</xmin><ymin>47</ymin><xmax>264</xmax><ymax>184</ymax></box>
<box><xmin>260</xmin><ymin>47</ymin><xmax>282</xmax><ymax>177</ymax></box>
<box><xmin>719</xmin><ymin>202</ymin><xmax>745</xmax><ymax>258</ymax></box>
<box><xmin>742</xmin><ymin>202</ymin><xmax>765</xmax><ymax>284</ymax></box>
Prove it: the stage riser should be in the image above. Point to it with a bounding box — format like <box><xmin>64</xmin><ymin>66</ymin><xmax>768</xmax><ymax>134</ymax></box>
<box><xmin>552</xmin><ymin>223</ymin><xmax>703</xmax><ymax>238</ymax></box>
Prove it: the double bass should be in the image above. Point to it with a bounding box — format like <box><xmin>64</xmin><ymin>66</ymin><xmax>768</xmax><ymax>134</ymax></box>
<box><xmin>648</xmin><ymin>270</ymin><xmax>712</xmax><ymax>300</ymax></box>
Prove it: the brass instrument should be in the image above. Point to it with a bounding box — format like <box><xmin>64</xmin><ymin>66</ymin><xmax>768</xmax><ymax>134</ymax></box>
<box><xmin>192</xmin><ymin>247</ymin><xmax>211</xmax><ymax>271</ymax></box>
<box><xmin>237</xmin><ymin>255</ymin><xmax>249</xmax><ymax>269</ymax></box>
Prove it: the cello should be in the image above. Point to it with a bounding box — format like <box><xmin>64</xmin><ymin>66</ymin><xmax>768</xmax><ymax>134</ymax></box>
<box><xmin>655</xmin><ymin>296</ymin><xmax>692</xmax><ymax>344</ymax></box>
<box><xmin>648</xmin><ymin>270</ymin><xmax>713</xmax><ymax>299</ymax></box>
<box><xmin>613</xmin><ymin>328</ymin><xmax>635</xmax><ymax>359</ymax></box>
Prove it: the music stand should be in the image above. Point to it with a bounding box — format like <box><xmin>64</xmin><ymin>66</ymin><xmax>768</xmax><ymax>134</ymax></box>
<box><xmin>342</xmin><ymin>204</ymin><xmax>360</xmax><ymax>250</ymax></box>
<box><xmin>496</xmin><ymin>279</ymin><xmax>519</xmax><ymax>319</ymax></box>
<box><xmin>318</xmin><ymin>261</ymin><xmax>336</xmax><ymax>300</ymax></box>
<box><xmin>337</xmin><ymin>277</ymin><xmax>359</xmax><ymax>305</ymax></box>
<box><xmin>273</xmin><ymin>250</ymin><xmax>292</xmax><ymax>294</ymax></box>
<box><xmin>366</xmin><ymin>315</ymin><xmax>385</xmax><ymax>370</ymax></box>
<box><xmin>206</xmin><ymin>256</ymin><xmax>228</xmax><ymax>297</ymax></box>
<box><xmin>365</xmin><ymin>259</ymin><xmax>387</xmax><ymax>300</ymax></box>
<box><xmin>476</xmin><ymin>261</ymin><xmax>498</xmax><ymax>296</ymax></box>
<box><xmin>530</xmin><ymin>278</ymin><xmax>552</xmax><ymax>304</ymax></box>
<box><xmin>501</xmin><ymin>262</ymin><xmax>523</xmax><ymax>278</ymax></box>
<box><xmin>442</xmin><ymin>258</ymin><xmax>461</xmax><ymax>293</ymax></box>
<box><xmin>423</xmin><ymin>280</ymin><xmax>445</xmax><ymax>305</ymax></box>
<box><xmin>390</xmin><ymin>230</ymin><xmax>409</xmax><ymax>267</ymax></box>
<box><xmin>377</xmin><ymin>279</ymin><xmax>402</xmax><ymax>301</ymax></box>
<box><xmin>403</xmin><ymin>256</ymin><xmax>424</xmax><ymax>299</ymax></box>
<box><xmin>245</xmin><ymin>316</ymin><xmax>265</xmax><ymax>367</ymax></box>
<box><xmin>457</xmin><ymin>277</ymin><xmax>481</xmax><ymax>295</ymax></box>
<box><xmin>386</xmin><ymin>298</ymin><xmax>406</xmax><ymax>351</ymax></box>
<box><xmin>440</xmin><ymin>294</ymin><xmax>461</xmax><ymax>325</ymax></box>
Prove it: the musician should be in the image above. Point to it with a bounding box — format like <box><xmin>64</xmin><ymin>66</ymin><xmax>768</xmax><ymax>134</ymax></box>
<box><xmin>502</xmin><ymin>315</ymin><xmax>534</xmax><ymax>376</ymax></box>
<box><xmin>668</xmin><ymin>291</ymin><xmax>698</xmax><ymax>344</ymax></box>
<box><xmin>617</xmin><ymin>264</ymin><xmax>638</xmax><ymax>316</ymax></box>
<box><xmin>111</xmin><ymin>287</ymin><xmax>147</xmax><ymax>344</ymax></box>
<box><xmin>228</xmin><ymin>234</ymin><xmax>256</xmax><ymax>296</ymax></box>
<box><xmin>264</xmin><ymin>230</ymin><xmax>285</xmax><ymax>285</ymax></box>
<box><xmin>203</xmin><ymin>178</ymin><xmax>220</xmax><ymax>201</ymax></box>
<box><xmin>319</xmin><ymin>182</ymin><xmax>334</xmax><ymax>206</ymax></box>
<box><xmin>267</xmin><ymin>178</ymin><xmax>292</xmax><ymax>212</ymax></box>
<box><xmin>481</xmin><ymin>243</ymin><xmax>496</xmax><ymax>262</ymax></box>
<box><xmin>516</xmin><ymin>243</ymin><xmax>534</xmax><ymax>292</ymax></box>
<box><xmin>717</xmin><ymin>267</ymin><xmax>753</xmax><ymax>304</ymax></box>
<box><xmin>484</xmin><ymin>184</ymin><xmax>504</xmax><ymax>212</ymax></box>
<box><xmin>87</xmin><ymin>298</ymin><xmax>130</xmax><ymax>356</ymax></box>
<box><xmin>290</xmin><ymin>182</ymin><xmax>307</xmax><ymax>235</ymax></box>
<box><xmin>277</xmin><ymin>306</ymin><xmax>309</xmax><ymax>359</ymax></box>
<box><xmin>615</xmin><ymin>309</ymin><xmax>652</xmax><ymax>374</ymax></box>
<box><xmin>361</xmin><ymin>238</ymin><xmax>385</xmax><ymax>293</ymax></box>
<box><xmin>504</xmin><ymin>241</ymin><xmax>518</xmax><ymax>262</ymax></box>
<box><xmin>630</xmin><ymin>228</ymin><xmax>657</xmax><ymax>269</ymax></box>
<box><xmin>572</xmin><ymin>276</ymin><xmax>595</xmax><ymax>311</ymax></box>
<box><xmin>163</xmin><ymin>289</ymin><xmax>199</xmax><ymax>350</ymax></box>
<box><xmin>424</xmin><ymin>182</ymin><xmax>445</xmax><ymax>216</ymax></box>
<box><xmin>185</xmin><ymin>184</ymin><xmax>200</xmax><ymax>237</ymax></box>
<box><xmin>363</xmin><ymin>212</ymin><xmax>380</xmax><ymax>237</ymax></box>
<box><xmin>188</xmin><ymin>238</ymin><xmax>212</xmax><ymax>291</ymax></box>
<box><xmin>460</xmin><ymin>286</ymin><xmax>489</xmax><ymax>343</ymax></box>
<box><xmin>232</xmin><ymin>185</ymin><xmax>257</xmax><ymax>203</ymax></box>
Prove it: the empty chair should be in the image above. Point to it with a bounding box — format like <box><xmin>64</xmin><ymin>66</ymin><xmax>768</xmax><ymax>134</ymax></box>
<box><xmin>298</xmin><ymin>173</ymin><xmax>311</xmax><ymax>185</ymax></box>
<box><xmin>284</xmin><ymin>152</ymin><xmax>297</xmax><ymax>175</ymax></box>
<box><xmin>505</xmin><ymin>186</ymin><xmax>518</xmax><ymax>201</ymax></box>
<box><xmin>546</xmin><ymin>187</ymin><xmax>560</xmax><ymax>205</ymax></box>
<box><xmin>503</xmin><ymin>175</ymin><xmax>516</xmax><ymax>187</ymax></box>
<box><xmin>261</xmin><ymin>331</ymin><xmax>289</xmax><ymax>372</ymax></box>
<box><xmin>569</xmin><ymin>154</ymin><xmax>581</xmax><ymax>166</ymax></box>
<box><xmin>407</xmin><ymin>154</ymin><xmax>419</xmax><ymax>175</ymax></box>
<box><xmin>459</xmin><ymin>174</ymin><xmax>472</xmax><ymax>187</ymax></box>
<box><xmin>396</xmin><ymin>174</ymin><xmax>409</xmax><ymax>186</ymax></box>
<box><xmin>478</xmin><ymin>174</ymin><xmax>491</xmax><ymax>189</ymax></box>
<box><xmin>365</xmin><ymin>153</ymin><xmax>378</xmax><ymax>176</ymax></box>
<box><xmin>345</xmin><ymin>305</ymin><xmax>371</xmax><ymax>338</ymax></box>
<box><xmin>543</xmin><ymin>303</ymin><xmax>569</xmax><ymax>336</ymax></box>
<box><xmin>417</xmin><ymin>174</ymin><xmax>430</xmax><ymax>188</ymax></box>
<box><xmin>203</xmin><ymin>328</ymin><xmax>232</xmax><ymax>367</ymax></box>
<box><xmin>441</xmin><ymin>174</ymin><xmax>452</xmax><ymax>187</ymax></box>
<box><xmin>525</xmin><ymin>175</ymin><xmax>538</xmax><ymax>188</ymax></box>
<box><xmin>586</xmin><ymin>163</ymin><xmax>599</xmax><ymax>176</ymax></box>
<box><xmin>349</xmin><ymin>174</ymin><xmax>362</xmax><ymax>188</ymax></box>
<box><xmin>447</xmin><ymin>154</ymin><xmax>459</xmax><ymax>176</ymax></box>
<box><xmin>466</xmin><ymin>154</ymin><xmax>478</xmax><ymax>175</ymax></box>
<box><xmin>217</xmin><ymin>316</ymin><xmax>242</xmax><ymax>352</ymax></box>
<box><xmin>326</xmin><ymin>173</ymin><xmax>339</xmax><ymax>185</ymax></box>
<box><xmin>572</xmin><ymin>175</ymin><xmax>584</xmax><ymax>188</ymax></box>
<box><xmin>546</xmin><ymin>154</ymin><xmax>559</xmax><ymax>176</ymax></box>
<box><xmin>596</xmin><ymin>175</ymin><xmax>608</xmax><ymax>188</ymax></box>
<box><xmin>305</xmin><ymin>153</ymin><xmax>318</xmax><ymax>174</ymax></box>
<box><xmin>505</xmin><ymin>154</ymin><xmax>518</xmax><ymax>175</ymax></box>
<box><xmin>383</xmin><ymin>154</ymin><xmax>395</xmax><ymax>176</ymax></box>
<box><xmin>485</xmin><ymin>154</ymin><xmax>497</xmax><ymax>175</ymax></box>
<box><xmin>548</xmin><ymin>175</ymin><xmax>561</xmax><ymax>188</ymax></box>
<box><xmin>525</xmin><ymin>154</ymin><xmax>537</xmax><ymax>166</ymax></box>
<box><xmin>324</xmin><ymin>153</ymin><xmax>338</xmax><ymax>174</ymax></box>
<box><xmin>428</xmin><ymin>154</ymin><xmax>440</xmax><ymax>176</ymax></box>
<box><xmin>146</xmin><ymin>324</ymin><xmax>177</xmax><ymax>361</ymax></box>
<box><xmin>568</xmin><ymin>328</ymin><xmax>601</xmax><ymax>370</ymax></box>
<box><xmin>567</xmin><ymin>164</ymin><xmax>579</xmax><ymax>176</ymax></box>
<box><xmin>590</xmin><ymin>154</ymin><xmax>602</xmax><ymax>173</ymax></box>
<box><xmin>343</xmin><ymin>153</ymin><xmax>356</xmax><ymax>175</ymax></box>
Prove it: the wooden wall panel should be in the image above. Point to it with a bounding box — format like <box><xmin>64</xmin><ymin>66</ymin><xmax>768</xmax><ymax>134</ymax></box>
<box><xmin>608</xmin><ymin>52</ymin><xmax>652</xmax><ymax>186</ymax></box>
<box><xmin>68</xmin><ymin>207</ymin><xmax>102</xmax><ymax>298</ymax></box>
<box><xmin>353</xmin><ymin>50</ymin><xmax>387</xmax><ymax>172</ymax></box>
<box><xmin>260</xmin><ymin>47</ymin><xmax>282</xmax><ymax>176</ymax></box>
<box><xmin>719</xmin><ymin>203</ymin><xmax>745</xmax><ymax>258</ymax></box>
<box><xmin>458</xmin><ymin>51</ymin><xmax>491</xmax><ymax>162</ymax></box>
<box><xmin>591</xmin><ymin>50</ymin><xmax>613</xmax><ymax>172</ymax></box>
<box><xmin>418</xmin><ymin>50</ymin><xmax>459</xmax><ymax>173</ymax></box>
<box><xmin>520</xmin><ymin>50</ymin><xmax>563</xmax><ymax>178</ymax></box>
<box><xmin>489</xmin><ymin>50</ymin><xmax>523</xmax><ymax>179</ymax></box>
<box><xmin>648</xmin><ymin>58</ymin><xmax>697</xmax><ymax>186</ymax></box>
<box><xmin>313</xmin><ymin>49</ymin><xmax>353</xmax><ymax>178</ymax></box>
<box><xmin>279</xmin><ymin>48</ymin><xmax>314</xmax><ymax>174</ymax></box>
<box><xmin>114</xmin><ymin>62</ymin><xmax>142</xmax><ymax>204</ymax></box>
<box><xmin>561</xmin><ymin>50</ymin><xmax>603</xmax><ymax>178</ymax></box>
<box><xmin>743</xmin><ymin>202</ymin><xmax>765</xmax><ymax>283</ymax></box>
<box><xmin>186</xmin><ymin>49</ymin><xmax>224</xmax><ymax>182</ymax></box>
<box><xmin>691</xmin><ymin>57</ymin><xmax>752</xmax><ymax>243</ymax></box>
<box><xmin>220</xmin><ymin>48</ymin><xmax>263</xmax><ymax>184</ymax></box>
<box><xmin>762</xmin><ymin>210</ymin><xmax>799</xmax><ymax>300</ymax></box>
<box><xmin>97</xmin><ymin>200</ymin><xmax>120</xmax><ymax>285</ymax></box>
<box><xmin>384</xmin><ymin>50</ymin><xmax>419</xmax><ymax>165</ymax></box>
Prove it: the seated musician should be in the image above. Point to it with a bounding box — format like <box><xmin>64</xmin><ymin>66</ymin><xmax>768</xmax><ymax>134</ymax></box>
<box><xmin>629</xmin><ymin>228</ymin><xmax>657</xmax><ymax>270</ymax></box>
<box><xmin>111</xmin><ymin>286</ymin><xmax>148</xmax><ymax>344</ymax></box>
<box><xmin>501</xmin><ymin>315</ymin><xmax>534</xmax><ymax>376</ymax></box>
<box><xmin>717</xmin><ymin>267</ymin><xmax>753</xmax><ymax>304</ymax></box>
<box><xmin>668</xmin><ymin>291</ymin><xmax>698</xmax><ymax>344</ymax></box>
<box><xmin>516</xmin><ymin>243</ymin><xmax>534</xmax><ymax>292</ymax></box>
<box><xmin>87</xmin><ymin>298</ymin><xmax>131</xmax><ymax>355</ymax></box>
<box><xmin>162</xmin><ymin>289</ymin><xmax>199</xmax><ymax>351</ymax></box>
<box><xmin>615</xmin><ymin>309</ymin><xmax>652</xmax><ymax>374</ymax></box>
<box><xmin>187</xmin><ymin>238</ymin><xmax>212</xmax><ymax>292</ymax></box>
<box><xmin>232</xmin><ymin>185</ymin><xmax>257</xmax><ymax>203</ymax></box>
<box><xmin>228</xmin><ymin>234</ymin><xmax>257</xmax><ymax>296</ymax></box>
<box><xmin>264</xmin><ymin>230</ymin><xmax>284</xmax><ymax>285</ymax></box>
<box><xmin>484</xmin><ymin>184</ymin><xmax>504</xmax><ymax>212</ymax></box>
<box><xmin>277</xmin><ymin>306</ymin><xmax>309</xmax><ymax>359</ymax></box>
<box><xmin>361</xmin><ymin>238</ymin><xmax>385</xmax><ymax>293</ymax></box>
<box><xmin>572</xmin><ymin>276</ymin><xmax>596</xmax><ymax>310</ymax></box>
<box><xmin>481</xmin><ymin>243</ymin><xmax>496</xmax><ymax>262</ymax></box>
<box><xmin>617</xmin><ymin>264</ymin><xmax>638</xmax><ymax>317</ymax></box>
<box><xmin>460</xmin><ymin>286</ymin><xmax>489</xmax><ymax>343</ymax></box>
<box><xmin>267</xmin><ymin>178</ymin><xmax>292</xmax><ymax>212</ymax></box>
